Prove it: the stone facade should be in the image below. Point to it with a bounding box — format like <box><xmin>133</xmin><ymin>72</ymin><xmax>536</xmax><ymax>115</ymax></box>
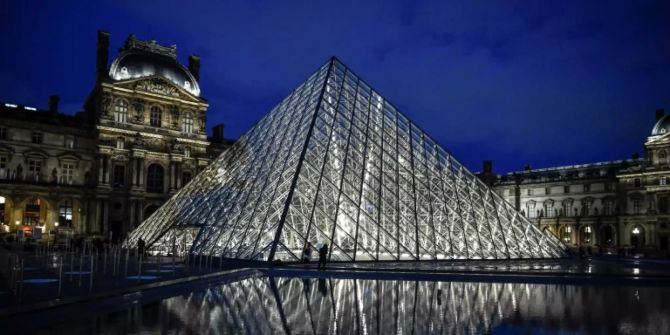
<box><xmin>481</xmin><ymin>110</ymin><xmax>670</xmax><ymax>255</ymax></box>
<box><xmin>0</xmin><ymin>32</ymin><xmax>232</xmax><ymax>242</ymax></box>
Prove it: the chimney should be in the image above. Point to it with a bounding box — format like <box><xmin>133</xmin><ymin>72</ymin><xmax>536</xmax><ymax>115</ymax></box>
<box><xmin>188</xmin><ymin>54</ymin><xmax>201</xmax><ymax>82</ymax></box>
<box><xmin>656</xmin><ymin>108</ymin><xmax>666</xmax><ymax>121</ymax></box>
<box><xmin>213</xmin><ymin>124</ymin><xmax>224</xmax><ymax>142</ymax></box>
<box><xmin>483</xmin><ymin>160</ymin><xmax>493</xmax><ymax>173</ymax></box>
<box><xmin>49</xmin><ymin>95</ymin><xmax>60</xmax><ymax>113</ymax></box>
<box><xmin>96</xmin><ymin>30</ymin><xmax>110</xmax><ymax>81</ymax></box>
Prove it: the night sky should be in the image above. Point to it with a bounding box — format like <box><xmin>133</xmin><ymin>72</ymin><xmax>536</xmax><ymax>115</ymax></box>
<box><xmin>1</xmin><ymin>1</ymin><xmax>669</xmax><ymax>174</ymax></box>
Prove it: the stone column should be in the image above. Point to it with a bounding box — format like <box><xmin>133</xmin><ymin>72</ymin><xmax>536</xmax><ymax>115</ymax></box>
<box><xmin>170</xmin><ymin>162</ymin><xmax>176</xmax><ymax>190</ymax></box>
<box><xmin>98</xmin><ymin>156</ymin><xmax>104</xmax><ymax>183</ymax></box>
<box><xmin>138</xmin><ymin>160</ymin><xmax>146</xmax><ymax>188</ymax></box>
<box><xmin>176</xmin><ymin>163</ymin><xmax>182</xmax><ymax>189</ymax></box>
<box><xmin>106</xmin><ymin>157</ymin><xmax>113</xmax><ymax>184</ymax></box>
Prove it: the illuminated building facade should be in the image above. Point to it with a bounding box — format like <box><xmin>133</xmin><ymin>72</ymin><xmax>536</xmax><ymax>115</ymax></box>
<box><xmin>125</xmin><ymin>58</ymin><xmax>565</xmax><ymax>261</ymax></box>
<box><xmin>488</xmin><ymin>110</ymin><xmax>670</xmax><ymax>255</ymax></box>
<box><xmin>0</xmin><ymin>32</ymin><xmax>232</xmax><ymax>240</ymax></box>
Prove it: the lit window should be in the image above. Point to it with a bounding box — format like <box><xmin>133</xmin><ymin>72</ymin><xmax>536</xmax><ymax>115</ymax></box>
<box><xmin>61</xmin><ymin>163</ymin><xmax>74</xmax><ymax>185</ymax></box>
<box><xmin>114</xmin><ymin>100</ymin><xmax>128</xmax><ymax>123</ymax></box>
<box><xmin>661</xmin><ymin>176</ymin><xmax>667</xmax><ymax>186</ymax></box>
<box><xmin>182</xmin><ymin>112</ymin><xmax>194</xmax><ymax>134</ymax></box>
<box><xmin>184</xmin><ymin>146</ymin><xmax>191</xmax><ymax>158</ymax></box>
<box><xmin>32</xmin><ymin>132</ymin><xmax>43</xmax><ymax>144</ymax></box>
<box><xmin>116</xmin><ymin>137</ymin><xmax>124</xmax><ymax>150</ymax></box>
<box><xmin>58</xmin><ymin>201</ymin><xmax>73</xmax><ymax>227</ymax></box>
<box><xmin>150</xmin><ymin>106</ymin><xmax>162</xmax><ymax>127</ymax></box>
<box><xmin>64</xmin><ymin>137</ymin><xmax>74</xmax><ymax>149</ymax></box>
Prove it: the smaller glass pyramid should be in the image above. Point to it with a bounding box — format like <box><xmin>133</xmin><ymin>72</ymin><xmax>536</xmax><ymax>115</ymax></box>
<box><xmin>124</xmin><ymin>58</ymin><xmax>566</xmax><ymax>261</ymax></box>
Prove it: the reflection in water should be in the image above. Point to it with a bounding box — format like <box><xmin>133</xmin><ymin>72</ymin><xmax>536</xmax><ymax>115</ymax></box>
<box><xmin>51</xmin><ymin>276</ymin><xmax>670</xmax><ymax>335</ymax></box>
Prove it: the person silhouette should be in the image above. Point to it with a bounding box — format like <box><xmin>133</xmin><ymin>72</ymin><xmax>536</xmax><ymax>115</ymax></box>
<box><xmin>303</xmin><ymin>242</ymin><xmax>312</xmax><ymax>264</ymax></box>
<box><xmin>318</xmin><ymin>243</ymin><xmax>328</xmax><ymax>270</ymax></box>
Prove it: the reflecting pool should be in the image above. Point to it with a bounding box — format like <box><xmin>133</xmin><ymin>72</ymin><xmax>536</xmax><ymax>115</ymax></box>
<box><xmin>44</xmin><ymin>275</ymin><xmax>670</xmax><ymax>334</ymax></box>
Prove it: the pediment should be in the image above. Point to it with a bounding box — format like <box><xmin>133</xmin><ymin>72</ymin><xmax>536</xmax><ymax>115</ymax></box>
<box><xmin>112</xmin><ymin>76</ymin><xmax>202</xmax><ymax>103</ymax></box>
<box><xmin>22</xmin><ymin>148</ymin><xmax>49</xmax><ymax>159</ymax></box>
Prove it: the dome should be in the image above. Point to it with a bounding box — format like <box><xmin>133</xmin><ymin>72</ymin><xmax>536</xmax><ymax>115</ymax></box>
<box><xmin>651</xmin><ymin>114</ymin><xmax>670</xmax><ymax>136</ymax></box>
<box><xmin>109</xmin><ymin>50</ymin><xmax>200</xmax><ymax>97</ymax></box>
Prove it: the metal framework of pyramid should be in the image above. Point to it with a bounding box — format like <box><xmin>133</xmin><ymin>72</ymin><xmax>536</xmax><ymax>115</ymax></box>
<box><xmin>124</xmin><ymin>58</ymin><xmax>566</xmax><ymax>261</ymax></box>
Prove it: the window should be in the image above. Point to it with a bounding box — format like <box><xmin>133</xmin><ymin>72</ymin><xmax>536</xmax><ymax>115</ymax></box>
<box><xmin>604</xmin><ymin>200</ymin><xmax>613</xmax><ymax>215</ymax></box>
<box><xmin>583</xmin><ymin>184</ymin><xmax>590</xmax><ymax>192</ymax></box>
<box><xmin>32</xmin><ymin>132</ymin><xmax>43</xmax><ymax>144</ymax></box>
<box><xmin>147</xmin><ymin>164</ymin><xmax>164</xmax><ymax>193</ymax></box>
<box><xmin>507</xmin><ymin>189</ymin><xmax>514</xmax><ymax>196</ymax></box>
<box><xmin>659</xmin><ymin>196</ymin><xmax>669</xmax><ymax>214</ymax></box>
<box><xmin>150</xmin><ymin>106</ymin><xmax>162</xmax><ymax>127</ymax></box>
<box><xmin>116</xmin><ymin>137</ymin><xmax>124</xmax><ymax>150</ymax></box>
<box><xmin>0</xmin><ymin>128</ymin><xmax>7</xmax><ymax>140</ymax></box>
<box><xmin>182</xmin><ymin>112</ymin><xmax>194</xmax><ymax>134</ymax></box>
<box><xmin>0</xmin><ymin>156</ymin><xmax>7</xmax><ymax>180</ymax></box>
<box><xmin>545</xmin><ymin>187</ymin><xmax>551</xmax><ymax>195</ymax></box>
<box><xmin>582</xmin><ymin>201</ymin><xmax>591</xmax><ymax>216</ymax></box>
<box><xmin>660</xmin><ymin>150</ymin><xmax>668</xmax><ymax>165</ymax></box>
<box><xmin>64</xmin><ymin>137</ymin><xmax>74</xmax><ymax>149</ymax></box>
<box><xmin>28</xmin><ymin>159</ymin><xmax>42</xmax><ymax>181</ymax></box>
<box><xmin>113</xmin><ymin>165</ymin><xmax>125</xmax><ymax>187</ymax></box>
<box><xmin>661</xmin><ymin>176</ymin><xmax>668</xmax><ymax>186</ymax></box>
<box><xmin>527</xmin><ymin>188</ymin><xmax>533</xmax><ymax>196</ymax></box>
<box><xmin>526</xmin><ymin>202</ymin><xmax>536</xmax><ymax>218</ymax></box>
<box><xmin>61</xmin><ymin>163</ymin><xmax>74</xmax><ymax>185</ymax></box>
<box><xmin>184</xmin><ymin>146</ymin><xmax>191</xmax><ymax>158</ymax></box>
<box><xmin>634</xmin><ymin>178</ymin><xmax>641</xmax><ymax>187</ymax></box>
<box><xmin>0</xmin><ymin>156</ymin><xmax>6</xmax><ymax>169</ymax></box>
<box><xmin>181</xmin><ymin>171</ymin><xmax>192</xmax><ymax>186</ymax></box>
<box><xmin>58</xmin><ymin>201</ymin><xmax>73</xmax><ymax>228</ymax></box>
<box><xmin>564</xmin><ymin>185</ymin><xmax>570</xmax><ymax>194</ymax></box>
<box><xmin>633</xmin><ymin>199</ymin><xmax>641</xmax><ymax>214</ymax></box>
<box><xmin>114</xmin><ymin>100</ymin><xmax>128</xmax><ymax>123</ymax></box>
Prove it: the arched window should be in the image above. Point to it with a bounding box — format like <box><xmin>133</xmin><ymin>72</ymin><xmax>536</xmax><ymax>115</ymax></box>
<box><xmin>182</xmin><ymin>112</ymin><xmax>194</xmax><ymax>134</ymax></box>
<box><xmin>150</xmin><ymin>106</ymin><xmax>162</xmax><ymax>127</ymax></box>
<box><xmin>146</xmin><ymin>164</ymin><xmax>164</xmax><ymax>193</ymax></box>
<box><xmin>114</xmin><ymin>100</ymin><xmax>128</xmax><ymax>123</ymax></box>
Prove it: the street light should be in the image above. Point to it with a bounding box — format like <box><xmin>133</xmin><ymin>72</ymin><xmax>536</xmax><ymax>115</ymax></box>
<box><xmin>632</xmin><ymin>227</ymin><xmax>640</xmax><ymax>235</ymax></box>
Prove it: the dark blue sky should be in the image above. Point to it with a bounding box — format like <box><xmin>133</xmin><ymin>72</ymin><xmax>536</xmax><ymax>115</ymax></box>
<box><xmin>1</xmin><ymin>1</ymin><xmax>669</xmax><ymax>173</ymax></box>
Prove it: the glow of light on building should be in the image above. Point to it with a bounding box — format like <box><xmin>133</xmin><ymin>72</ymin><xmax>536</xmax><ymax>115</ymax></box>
<box><xmin>25</xmin><ymin>106</ymin><xmax>37</xmax><ymax>111</ymax></box>
<box><xmin>4</xmin><ymin>103</ymin><xmax>17</xmax><ymax>108</ymax></box>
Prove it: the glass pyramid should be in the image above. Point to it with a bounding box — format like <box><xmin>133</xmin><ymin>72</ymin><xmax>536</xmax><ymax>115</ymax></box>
<box><xmin>124</xmin><ymin>58</ymin><xmax>566</xmax><ymax>261</ymax></box>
